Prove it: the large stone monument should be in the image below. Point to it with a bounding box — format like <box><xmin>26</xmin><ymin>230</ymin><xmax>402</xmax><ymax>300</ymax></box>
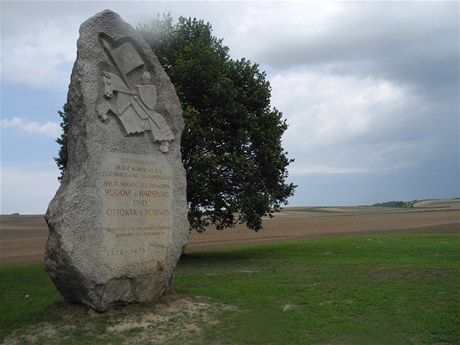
<box><xmin>45</xmin><ymin>10</ymin><xmax>189</xmax><ymax>311</ymax></box>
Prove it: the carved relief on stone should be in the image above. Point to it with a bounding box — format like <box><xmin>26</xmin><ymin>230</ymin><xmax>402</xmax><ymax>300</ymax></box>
<box><xmin>97</xmin><ymin>37</ymin><xmax>174</xmax><ymax>153</ymax></box>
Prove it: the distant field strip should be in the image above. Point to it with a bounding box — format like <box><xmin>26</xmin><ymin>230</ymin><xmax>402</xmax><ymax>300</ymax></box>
<box><xmin>1</xmin><ymin>200</ymin><xmax>459</xmax><ymax>265</ymax></box>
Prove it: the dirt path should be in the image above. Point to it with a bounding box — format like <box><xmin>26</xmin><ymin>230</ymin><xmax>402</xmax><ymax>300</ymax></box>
<box><xmin>1</xmin><ymin>209</ymin><xmax>459</xmax><ymax>266</ymax></box>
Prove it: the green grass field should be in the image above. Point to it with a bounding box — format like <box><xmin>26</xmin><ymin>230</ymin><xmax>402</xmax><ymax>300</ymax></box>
<box><xmin>1</xmin><ymin>232</ymin><xmax>459</xmax><ymax>344</ymax></box>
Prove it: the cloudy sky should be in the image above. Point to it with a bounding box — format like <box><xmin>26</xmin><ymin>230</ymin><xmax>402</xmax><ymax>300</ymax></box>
<box><xmin>1</xmin><ymin>1</ymin><xmax>459</xmax><ymax>214</ymax></box>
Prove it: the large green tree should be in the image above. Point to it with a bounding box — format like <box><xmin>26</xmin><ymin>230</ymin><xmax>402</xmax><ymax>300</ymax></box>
<box><xmin>56</xmin><ymin>14</ymin><xmax>295</xmax><ymax>232</ymax></box>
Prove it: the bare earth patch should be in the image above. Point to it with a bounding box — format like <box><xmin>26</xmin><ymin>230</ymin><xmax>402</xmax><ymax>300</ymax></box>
<box><xmin>2</xmin><ymin>295</ymin><xmax>237</xmax><ymax>345</ymax></box>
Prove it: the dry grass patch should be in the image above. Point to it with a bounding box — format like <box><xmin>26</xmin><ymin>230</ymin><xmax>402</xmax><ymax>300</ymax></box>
<box><xmin>2</xmin><ymin>295</ymin><xmax>237</xmax><ymax>345</ymax></box>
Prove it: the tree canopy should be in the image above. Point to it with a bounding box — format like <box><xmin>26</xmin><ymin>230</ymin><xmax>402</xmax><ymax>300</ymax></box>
<box><xmin>56</xmin><ymin>14</ymin><xmax>295</xmax><ymax>232</ymax></box>
<box><xmin>54</xmin><ymin>103</ymin><xmax>69</xmax><ymax>181</ymax></box>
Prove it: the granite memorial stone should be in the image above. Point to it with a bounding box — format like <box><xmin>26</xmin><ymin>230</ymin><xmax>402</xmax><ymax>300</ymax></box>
<box><xmin>45</xmin><ymin>9</ymin><xmax>189</xmax><ymax>311</ymax></box>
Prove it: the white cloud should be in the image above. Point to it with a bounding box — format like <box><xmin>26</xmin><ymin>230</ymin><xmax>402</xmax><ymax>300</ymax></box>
<box><xmin>222</xmin><ymin>2</ymin><xmax>345</xmax><ymax>61</ymax></box>
<box><xmin>290</xmin><ymin>164</ymin><xmax>372</xmax><ymax>176</ymax></box>
<box><xmin>288</xmin><ymin>138</ymin><xmax>428</xmax><ymax>178</ymax></box>
<box><xmin>1</xmin><ymin>23</ymin><xmax>77</xmax><ymax>90</ymax></box>
<box><xmin>270</xmin><ymin>68</ymin><xmax>443</xmax><ymax>178</ymax></box>
<box><xmin>1</xmin><ymin>117</ymin><xmax>61</xmax><ymax>138</ymax></box>
<box><xmin>0</xmin><ymin>162</ymin><xmax>60</xmax><ymax>214</ymax></box>
<box><xmin>272</xmin><ymin>69</ymin><xmax>409</xmax><ymax>151</ymax></box>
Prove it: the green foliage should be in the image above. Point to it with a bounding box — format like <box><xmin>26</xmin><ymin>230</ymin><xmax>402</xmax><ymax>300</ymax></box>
<box><xmin>138</xmin><ymin>15</ymin><xmax>295</xmax><ymax>232</ymax></box>
<box><xmin>54</xmin><ymin>104</ymin><xmax>69</xmax><ymax>181</ymax></box>
<box><xmin>56</xmin><ymin>14</ymin><xmax>295</xmax><ymax>232</ymax></box>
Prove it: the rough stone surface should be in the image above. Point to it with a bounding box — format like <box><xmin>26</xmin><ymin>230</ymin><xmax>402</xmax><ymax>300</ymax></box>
<box><xmin>45</xmin><ymin>9</ymin><xmax>189</xmax><ymax>312</ymax></box>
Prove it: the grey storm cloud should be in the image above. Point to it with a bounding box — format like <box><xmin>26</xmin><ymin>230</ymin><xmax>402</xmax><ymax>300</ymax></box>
<box><xmin>253</xmin><ymin>2</ymin><xmax>458</xmax><ymax>89</ymax></box>
<box><xmin>1</xmin><ymin>1</ymin><xmax>458</xmax><ymax>210</ymax></box>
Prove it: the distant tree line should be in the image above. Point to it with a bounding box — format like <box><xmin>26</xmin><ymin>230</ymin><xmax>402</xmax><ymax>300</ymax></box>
<box><xmin>372</xmin><ymin>200</ymin><xmax>417</xmax><ymax>208</ymax></box>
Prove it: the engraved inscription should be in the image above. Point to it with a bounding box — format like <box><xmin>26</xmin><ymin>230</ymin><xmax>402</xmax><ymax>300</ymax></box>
<box><xmin>101</xmin><ymin>155</ymin><xmax>172</xmax><ymax>260</ymax></box>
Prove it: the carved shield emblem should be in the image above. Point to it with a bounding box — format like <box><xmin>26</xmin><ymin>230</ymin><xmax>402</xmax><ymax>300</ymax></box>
<box><xmin>137</xmin><ymin>85</ymin><xmax>157</xmax><ymax>111</ymax></box>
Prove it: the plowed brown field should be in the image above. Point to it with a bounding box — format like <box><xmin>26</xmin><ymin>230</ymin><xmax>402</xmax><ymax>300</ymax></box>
<box><xmin>1</xmin><ymin>207</ymin><xmax>459</xmax><ymax>266</ymax></box>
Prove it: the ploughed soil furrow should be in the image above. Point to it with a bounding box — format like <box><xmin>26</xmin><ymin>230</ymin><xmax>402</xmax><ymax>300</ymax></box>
<box><xmin>1</xmin><ymin>210</ymin><xmax>459</xmax><ymax>265</ymax></box>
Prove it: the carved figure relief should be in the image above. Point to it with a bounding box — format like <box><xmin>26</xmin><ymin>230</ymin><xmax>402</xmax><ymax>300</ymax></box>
<box><xmin>97</xmin><ymin>37</ymin><xmax>174</xmax><ymax>153</ymax></box>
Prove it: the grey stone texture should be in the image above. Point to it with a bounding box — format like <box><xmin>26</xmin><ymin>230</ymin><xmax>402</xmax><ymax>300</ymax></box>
<box><xmin>45</xmin><ymin>10</ymin><xmax>189</xmax><ymax>311</ymax></box>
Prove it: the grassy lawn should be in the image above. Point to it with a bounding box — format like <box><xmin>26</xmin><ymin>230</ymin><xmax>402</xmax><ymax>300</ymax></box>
<box><xmin>1</xmin><ymin>232</ymin><xmax>459</xmax><ymax>344</ymax></box>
